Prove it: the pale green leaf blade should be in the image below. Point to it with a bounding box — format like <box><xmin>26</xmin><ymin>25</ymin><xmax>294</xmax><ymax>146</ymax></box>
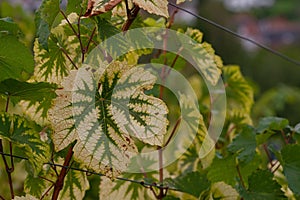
<box><xmin>133</xmin><ymin>0</ymin><xmax>169</xmax><ymax>18</ymax></box>
<box><xmin>0</xmin><ymin>35</ymin><xmax>34</xmax><ymax>81</ymax></box>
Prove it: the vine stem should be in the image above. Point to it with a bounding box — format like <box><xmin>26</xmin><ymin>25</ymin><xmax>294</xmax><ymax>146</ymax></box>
<box><xmin>51</xmin><ymin>144</ymin><xmax>75</xmax><ymax>200</ymax></box>
<box><xmin>0</xmin><ymin>96</ymin><xmax>14</xmax><ymax>199</ymax></box>
<box><xmin>236</xmin><ymin>164</ymin><xmax>246</xmax><ymax>189</ymax></box>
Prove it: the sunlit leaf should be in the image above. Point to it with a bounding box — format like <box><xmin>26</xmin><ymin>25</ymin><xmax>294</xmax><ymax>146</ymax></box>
<box><xmin>84</xmin><ymin>0</ymin><xmax>122</xmax><ymax>17</ymax></box>
<box><xmin>0</xmin><ymin>114</ymin><xmax>51</xmax><ymax>175</ymax></box>
<box><xmin>223</xmin><ymin>65</ymin><xmax>254</xmax><ymax>124</ymax></box>
<box><xmin>133</xmin><ymin>0</ymin><xmax>169</xmax><ymax>18</ymax></box>
<box><xmin>99</xmin><ymin>175</ymin><xmax>154</xmax><ymax>200</ymax></box>
<box><xmin>183</xmin><ymin>28</ymin><xmax>222</xmax><ymax>85</ymax></box>
<box><xmin>13</xmin><ymin>194</ymin><xmax>39</xmax><ymax>200</ymax></box>
<box><xmin>50</xmin><ymin>60</ymin><xmax>168</xmax><ymax>177</ymax></box>
<box><xmin>33</xmin><ymin>30</ymin><xmax>78</xmax><ymax>84</ymax></box>
<box><xmin>207</xmin><ymin>182</ymin><xmax>239</xmax><ymax>200</ymax></box>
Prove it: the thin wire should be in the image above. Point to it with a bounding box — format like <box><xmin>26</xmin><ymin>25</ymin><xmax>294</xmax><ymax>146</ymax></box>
<box><xmin>169</xmin><ymin>2</ymin><xmax>300</xmax><ymax>67</ymax></box>
<box><xmin>0</xmin><ymin>152</ymin><xmax>180</xmax><ymax>192</ymax></box>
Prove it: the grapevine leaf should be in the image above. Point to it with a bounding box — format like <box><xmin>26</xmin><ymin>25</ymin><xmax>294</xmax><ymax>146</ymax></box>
<box><xmin>0</xmin><ymin>79</ymin><xmax>57</xmax><ymax>117</ymax></box>
<box><xmin>183</xmin><ymin>28</ymin><xmax>222</xmax><ymax>85</ymax></box>
<box><xmin>99</xmin><ymin>175</ymin><xmax>154</xmax><ymax>200</ymax></box>
<box><xmin>257</xmin><ymin>117</ymin><xmax>289</xmax><ymax>133</ymax></box>
<box><xmin>96</xmin><ymin>16</ymin><xmax>121</xmax><ymax>41</ymax></box>
<box><xmin>0</xmin><ymin>17</ymin><xmax>23</xmax><ymax>37</ymax></box>
<box><xmin>207</xmin><ymin>153</ymin><xmax>259</xmax><ymax>187</ymax></box>
<box><xmin>165</xmin><ymin>171</ymin><xmax>210</xmax><ymax>198</ymax></box>
<box><xmin>0</xmin><ymin>35</ymin><xmax>34</xmax><ymax>81</ymax></box>
<box><xmin>13</xmin><ymin>194</ymin><xmax>39</xmax><ymax>200</ymax></box>
<box><xmin>0</xmin><ymin>114</ymin><xmax>51</xmax><ymax>175</ymax></box>
<box><xmin>228</xmin><ymin>125</ymin><xmax>256</xmax><ymax>162</ymax></box>
<box><xmin>35</xmin><ymin>0</ymin><xmax>60</xmax><ymax>49</ymax></box>
<box><xmin>223</xmin><ymin>65</ymin><xmax>254</xmax><ymax>123</ymax></box>
<box><xmin>204</xmin><ymin>182</ymin><xmax>239</xmax><ymax>200</ymax></box>
<box><xmin>50</xmin><ymin>61</ymin><xmax>168</xmax><ymax>177</ymax></box>
<box><xmin>33</xmin><ymin>31</ymin><xmax>79</xmax><ymax>83</ymax></box>
<box><xmin>238</xmin><ymin>170</ymin><xmax>286</xmax><ymax>200</ymax></box>
<box><xmin>58</xmin><ymin>161</ymin><xmax>90</xmax><ymax>199</ymax></box>
<box><xmin>24</xmin><ymin>166</ymin><xmax>54</xmax><ymax>198</ymax></box>
<box><xmin>279</xmin><ymin>144</ymin><xmax>300</xmax><ymax>195</ymax></box>
<box><xmin>132</xmin><ymin>0</ymin><xmax>169</xmax><ymax>18</ymax></box>
<box><xmin>84</xmin><ymin>0</ymin><xmax>123</xmax><ymax>17</ymax></box>
<box><xmin>207</xmin><ymin>155</ymin><xmax>237</xmax><ymax>187</ymax></box>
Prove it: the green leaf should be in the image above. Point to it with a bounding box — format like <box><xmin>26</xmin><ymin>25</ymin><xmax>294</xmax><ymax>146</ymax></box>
<box><xmin>257</xmin><ymin>117</ymin><xmax>289</xmax><ymax>133</ymax></box>
<box><xmin>222</xmin><ymin>65</ymin><xmax>254</xmax><ymax>123</ymax></box>
<box><xmin>208</xmin><ymin>154</ymin><xmax>259</xmax><ymax>188</ymax></box>
<box><xmin>165</xmin><ymin>171</ymin><xmax>210</xmax><ymax>198</ymax></box>
<box><xmin>35</xmin><ymin>0</ymin><xmax>60</xmax><ymax>49</ymax></box>
<box><xmin>0</xmin><ymin>79</ymin><xmax>57</xmax><ymax>117</ymax></box>
<box><xmin>207</xmin><ymin>155</ymin><xmax>237</xmax><ymax>187</ymax></box>
<box><xmin>239</xmin><ymin>170</ymin><xmax>286</xmax><ymax>200</ymax></box>
<box><xmin>96</xmin><ymin>16</ymin><xmax>121</xmax><ymax>41</ymax></box>
<box><xmin>24</xmin><ymin>166</ymin><xmax>54</xmax><ymax>197</ymax></box>
<box><xmin>228</xmin><ymin>125</ymin><xmax>256</xmax><ymax>162</ymax></box>
<box><xmin>0</xmin><ymin>17</ymin><xmax>23</xmax><ymax>37</ymax></box>
<box><xmin>0</xmin><ymin>35</ymin><xmax>34</xmax><ymax>81</ymax></box>
<box><xmin>0</xmin><ymin>114</ymin><xmax>51</xmax><ymax>175</ymax></box>
<box><xmin>58</xmin><ymin>162</ymin><xmax>90</xmax><ymax>199</ymax></box>
<box><xmin>280</xmin><ymin>144</ymin><xmax>300</xmax><ymax>195</ymax></box>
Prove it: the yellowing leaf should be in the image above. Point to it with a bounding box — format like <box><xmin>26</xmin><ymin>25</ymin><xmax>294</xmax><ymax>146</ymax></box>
<box><xmin>13</xmin><ymin>194</ymin><xmax>39</xmax><ymax>200</ymax></box>
<box><xmin>133</xmin><ymin>0</ymin><xmax>169</xmax><ymax>18</ymax></box>
<box><xmin>84</xmin><ymin>0</ymin><xmax>123</xmax><ymax>17</ymax></box>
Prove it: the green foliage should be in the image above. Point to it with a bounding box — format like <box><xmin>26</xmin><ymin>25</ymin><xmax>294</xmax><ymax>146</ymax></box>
<box><xmin>0</xmin><ymin>0</ymin><xmax>299</xmax><ymax>199</ymax></box>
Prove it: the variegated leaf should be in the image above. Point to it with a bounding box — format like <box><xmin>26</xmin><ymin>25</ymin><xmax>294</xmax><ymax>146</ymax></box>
<box><xmin>182</xmin><ymin>28</ymin><xmax>223</xmax><ymax>86</ymax></box>
<box><xmin>0</xmin><ymin>114</ymin><xmax>51</xmax><ymax>176</ymax></box>
<box><xmin>133</xmin><ymin>0</ymin><xmax>169</xmax><ymax>18</ymax></box>
<box><xmin>84</xmin><ymin>0</ymin><xmax>123</xmax><ymax>17</ymax></box>
<box><xmin>49</xmin><ymin>61</ymin><xmax>168</xmax><ymax>177</ymax></box>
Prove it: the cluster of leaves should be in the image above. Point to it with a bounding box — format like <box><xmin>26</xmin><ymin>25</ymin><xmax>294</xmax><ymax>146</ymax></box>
<box><xmin>0</xmin><ymin>0</ymin><xmax>299</xmax><ymax>199</ymax></box>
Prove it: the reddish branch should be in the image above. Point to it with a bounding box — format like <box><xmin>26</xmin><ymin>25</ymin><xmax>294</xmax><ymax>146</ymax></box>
<box><xmin>51</xmin><ymin>144</ymin><xmax>75</xmax><ymax>200</ymax></box>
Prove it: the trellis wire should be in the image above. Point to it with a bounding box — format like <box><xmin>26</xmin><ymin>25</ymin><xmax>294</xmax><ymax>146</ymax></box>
<box><xmin>0</xmin><ymin>152</ymin><xmax>180</xmax><ymax>192</ymax></box>
<box><xmin>169</xmin><ymin>2</ymin><xmax>300</xmax><ymax>67</ymax></box>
